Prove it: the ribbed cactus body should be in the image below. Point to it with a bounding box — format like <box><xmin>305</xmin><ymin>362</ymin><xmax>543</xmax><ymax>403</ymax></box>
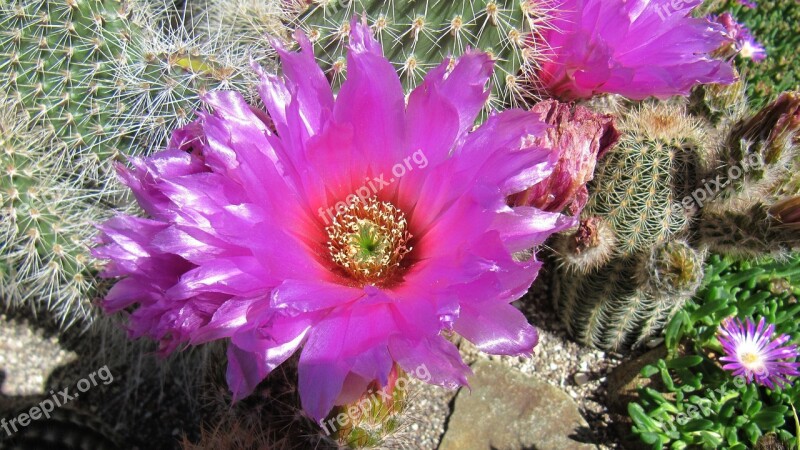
<box><xmin>0</xmin><ymin>0</ymin><xmax>131</xmax><ymax>160</ymax></box>
<box><xmin>0</xmin><ymin>95</ymin><xmax>107</xmax><ymax>326</ymax></box>
<box><xmin>551</xmin><ymin>92</ymin><xmax>800</xmax><ymax>352</ymax></box>
<box><xmin>294</xmin><ymin>0</ymin><xmax>555</xmax><ymax>107</ymax></box>
<box><xmin>0</xmin><ymin>0</ymin><xmax>252</xmax><ymax>180</ymax></box>
<box><xmin>584</xmin><ymin>102</ymin><xmax>702</xmax><ymax>255</ymax></box>
<box><xmin>0</xmin><ymin>1</ymin><xmax>254</xmax><ymax>326</ymax></box>
<box><xmin>115</xmin><ymin>18</ymin><xmax>255</xmax><ymax>153</ymax></box>
<box><xmin>552</xmin><ymin>224</ymin><xmax>705</xmax><ymax>351</ymax></box>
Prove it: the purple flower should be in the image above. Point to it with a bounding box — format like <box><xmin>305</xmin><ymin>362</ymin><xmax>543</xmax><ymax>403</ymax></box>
<box><xmin>717</xmin><ymin>317</ymin><xmax>800</xmax><ymax>389</ymax></box>
<box><xmin>509</xmin><ymin>100</ymin><xmax>619</xmax><ymax>216</ymax></box>
<box><xmin>536</xmin><ymin>0</ymin><xmax>736</xmax><ymax>100</ymax></box>
<box><xmin>710</xmin><ymin>13</ymin><xmax>766</xmax><ymax>62</ymax></box>
<box><xmin>94</xmin><ymin>20</ymin><xmax>575</xmax><ymax>420</ymax></box>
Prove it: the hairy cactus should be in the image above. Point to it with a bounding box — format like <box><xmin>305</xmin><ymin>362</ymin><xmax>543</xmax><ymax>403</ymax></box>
<box><xmin>291</xmin><ymin>0</ymin><xmax>558</xmax><ymax>108</ymax></box>
<box><xmin>551</xmin><ymin>90</ymin><xmax>800</xmax><ymax>352</ymax></box>
<box><xmin>0</xmin><ymin>0</ymin><xmax>258</xmax><ymax>326</ymax></box>
<box><xmin>0</xmin><ymin>0</ymin><xmax>253</xmax><ymax>184</ymax></box>
<box><xmin>583</xmin><ymin>102</ymin><xmax>702</xmax><ymax>255</ymax></box>
<box><xmin>0</xmin><ymin>95</ymin><xmax>111</xmax><ymax>327</ymax></box>
<box><xmin>320</xmin><ymin>366</ymin><xmax>412</xmax><ymax>449</ymax></box>
<box><xmin>0</xmin><ymin>0</ymin><xmax>131</xmax><ymax>162</ymax></box>
<box><xmin>194</xmin><ymin>0</ymin><xmax>291</xmax><ymax>68</ymax></box>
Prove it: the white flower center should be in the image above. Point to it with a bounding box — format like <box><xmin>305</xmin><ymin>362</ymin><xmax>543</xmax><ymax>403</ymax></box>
<box><xmin>737</xmin><ymin>341</ymin><xmax>766</xmax><ymax>374</ymax></box>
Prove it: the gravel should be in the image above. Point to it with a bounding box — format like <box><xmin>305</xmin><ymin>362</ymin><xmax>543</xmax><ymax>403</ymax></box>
<box><xmin>1</xmin><ymin>265</ymin><xmax>627</xmax><ymax>450</ymax></box>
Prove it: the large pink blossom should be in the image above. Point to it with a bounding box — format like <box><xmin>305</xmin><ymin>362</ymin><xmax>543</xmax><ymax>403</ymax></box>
<box><xmin>537</xmin><ymin>0</ymin><xmax>737</xmax><ymax>100</ymax></box>
<box><xmin>94</xmin><ymin>20</ymin><xmax>574</xmax><ymax>419</ymax></box>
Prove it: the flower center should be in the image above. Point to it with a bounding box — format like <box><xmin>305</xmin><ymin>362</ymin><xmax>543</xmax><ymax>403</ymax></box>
<box><xmin>738</xmin><ymin>346</ymin><xmax>766</xmax><ymax>374</ymax></box>
<box><xmin>326</xmin><ymin>197</ymin><xmax>412</xmax><ymax>285</ymax></box>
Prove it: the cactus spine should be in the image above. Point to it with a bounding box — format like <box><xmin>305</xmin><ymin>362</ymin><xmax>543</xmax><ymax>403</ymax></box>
<box><xmin>291</xmin><ymin>0</ymin><xmax>557</xmax><ymax>108</ymax></box>
<box><xmin>0</xmin><ymin>0</ymin><xmax>256</xmax><ymax>326</ymax></box>
<box><xmin>551</xmin><ymin>89</ymin><xmax>800</xmax><ymax>352</ymax></box>
<box><xmin>0</xmin><ymin>94</ymin><xmax>112</xmax><ymax>327</ymax></box>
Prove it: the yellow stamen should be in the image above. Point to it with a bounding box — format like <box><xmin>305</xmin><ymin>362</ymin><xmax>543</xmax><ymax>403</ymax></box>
<box><xmin>327</xmin><ymin>198</ymin><xmax>412</xmax><ymax>285</ymax></box>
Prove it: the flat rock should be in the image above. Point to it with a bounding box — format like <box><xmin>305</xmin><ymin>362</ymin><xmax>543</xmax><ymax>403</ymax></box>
<box><xmin>439</xmin><ymin>360</ymin><xmax>597</xmax><ymax>450</ymax></box>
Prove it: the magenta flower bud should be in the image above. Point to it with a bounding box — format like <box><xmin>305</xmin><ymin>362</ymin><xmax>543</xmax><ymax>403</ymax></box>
<box><xmin>510</xmin><ymin>100</ymin><xmax>619</xmax><ymax>216</ymax></box>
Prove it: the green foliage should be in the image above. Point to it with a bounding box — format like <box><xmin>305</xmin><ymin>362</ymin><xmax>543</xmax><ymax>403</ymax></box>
<box><xmin>629</xmin><ymin>254</ymin><xmax>800</xmax><ymax>450</ymax></box>
<box><xmin>706</xmin><ymin>0</ymin><xmax>800</xmax><ymax>107</ymax></box>
<box><xmin>293</xmin><ymin>0</ymin><xmax>557</xmax><ymax>108</ymax></box>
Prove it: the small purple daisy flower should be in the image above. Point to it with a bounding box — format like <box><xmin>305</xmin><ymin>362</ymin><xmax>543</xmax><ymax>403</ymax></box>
<box><xmin>718</xmin><ymin>317</ymin><xmax>800</xmax><ymax>389</ymax></box>
<box><xmin>711</xmin><ymin>13</ymin><xmax>767</xmax><ymax>62</ymax></box>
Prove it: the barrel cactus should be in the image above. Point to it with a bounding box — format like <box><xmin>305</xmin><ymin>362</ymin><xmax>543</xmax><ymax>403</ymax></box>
<box><xmin>551</xmin><ymin>89</ymin><xmax>800</xmax><ymax>352</ymax></box>
<box><xmin>289</xmin><ymin>0</ymin><xmax>558</xmax><ymax>108</ymax></box>
<box><xmin>0</xmin><ymin>0</ymin><xmax>255</xmax><ymax>325</ymax></box>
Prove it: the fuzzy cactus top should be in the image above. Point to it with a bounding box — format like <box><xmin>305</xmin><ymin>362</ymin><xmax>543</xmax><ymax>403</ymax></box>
<box><xmin>93</xmin><ymin>20</ymin><xmax>574</xmax><ymax>420</ymax></box>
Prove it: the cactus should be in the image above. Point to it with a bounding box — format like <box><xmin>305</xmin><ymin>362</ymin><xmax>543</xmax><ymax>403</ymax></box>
<box><xmin>194</xmin><ymin>0</ymin><xmax>291</xmax><ymax>68</ymax></box>
<box><xmin>0</xmin><ymin>0</ymin><xmax>132</xmax><ymax>165</ymax></box>
<box><xmin>550</xmin><ymin>90</ymin><xmax>800</xmax><ymax>352</ymax></box>
<box><xmin>582</xmin><ymin>101</ymin><xmax>702</xmax><ymax>255</ymax></box>
<box><xmin>114</xmin><ymin>6</ymin><xmax>257</xmax><ymax>158</ymax></box>
<box><xmin>0</xmin><ymin>94</ymin><xmax>111</xmax><ymax>327</ymax></box>
<box><xmin>0</xmin><ymin>0</ymin><xmax>254</xmax><ymax>184</ymax></box>
<box><xmin>0</xmin><ymin>0</ymin><xmax>257</xmax><ymax>326</ymax></box>
<box><xmin>290</xmin><ymin>0</ymin><xmax>558</xmax><ymax>108</ymax></box>
<box><xmin>321</xmin><ymin>365</ymin><xmax>413</xmax><ymax>449</ymax></box>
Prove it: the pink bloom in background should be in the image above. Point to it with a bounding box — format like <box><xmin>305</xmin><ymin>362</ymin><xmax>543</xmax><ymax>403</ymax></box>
<box><xmin>718</xmin><ymin>317</ymin><xmax>800</xmax><ymax>389</ymax></box>
<box><xmin>710</xmin><ymin>13</ymin><xmax>767</xmax><ymax>62</ymax></box>
<box><xmin>537</xmin><ymin>0</ymin><xmax>737</xmax><ymax>100</ymax></box>
<box><xmin>509</xmin><ymin>100</ymin><xmax>619</xmax><ymax>216</ymax></box>
<box><xmin>94</xmin><ymin>20</ymin><xmax>575</xmax><ymax>420</ymax></box>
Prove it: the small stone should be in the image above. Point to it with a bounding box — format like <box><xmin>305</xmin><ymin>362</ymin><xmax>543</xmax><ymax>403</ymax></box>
<box><xmin>574</xmin><ymin>372</ymin><xmax>591</xmax><ymax>385</ymax></box>
<box><xmin>439</xmin><ymin>361</ymin><xmax>597</xmax><ymax>450</ymax></box>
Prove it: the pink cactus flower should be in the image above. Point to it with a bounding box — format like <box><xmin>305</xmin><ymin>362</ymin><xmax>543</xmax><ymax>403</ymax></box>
<box><xmin>536</xmin><ymin>0</ymin><xmax>737</xmax><ymax>100</ymax></box>
<box><xmin>94</xmin><ymin>20</ymin><xmax>575</xmax><ymax>420</ymax></box>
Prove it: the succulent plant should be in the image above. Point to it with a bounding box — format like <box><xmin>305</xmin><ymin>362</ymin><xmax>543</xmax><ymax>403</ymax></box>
<box><xmin>0</xmin><ymin>0</ymin><xmax>254</xmax><ymax>184</ymax></box>
<box><xmin>0</xmin><ymin>94</ymin><xmax>111</xmax><ymax>327</ymax></box>
<box><xmin>290</xmin><ymin>0</ymin><xmax>558</xmax><ymax>108</ymax></box>
<box><xmin>550</xmin><ymin>89</ymin><xmax>800</xmax><ymax>352</ymax></box>
<box><xmin>194</xmin><ymin>0</ymin><xmax>290</xmax><ymax>68</ymax></box>
<box><xmin>0</xmin><ymin>0</ymin><xmax>257</xmax><ymax>326</ymax></box>
<box><xmin>114</xmin><ymin>6</ymin><xmax>257</xmax><ymax>158</ymax></box>
<box><xmin>0</xmin><ymin>0</ymin><xmax>132</xmax><ymax>165</ymax></box>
